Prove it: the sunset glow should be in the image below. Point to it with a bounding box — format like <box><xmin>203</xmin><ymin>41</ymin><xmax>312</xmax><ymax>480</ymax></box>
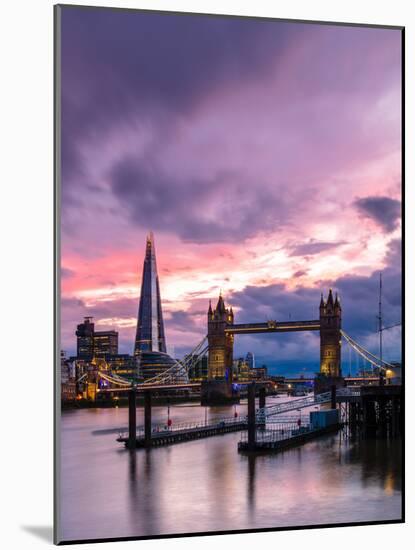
<box><xmin>61</xmin><ymin>10</ymin><xmax>402</xmax><ymax>371</ymax></box>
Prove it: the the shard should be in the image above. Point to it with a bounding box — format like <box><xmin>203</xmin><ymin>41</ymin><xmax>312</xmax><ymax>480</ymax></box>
<box><xmin>134</xmin><ymin>232</ymin><xmax>167</xmax><ymax>355</ymax></box>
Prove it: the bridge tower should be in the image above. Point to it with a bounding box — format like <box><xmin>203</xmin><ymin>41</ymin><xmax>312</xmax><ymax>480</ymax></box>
<box><xmin>207</xmin><ymin>294</ymin><xmax>234</xmax><ymax>380</ymax></box>
<box><xmin>319</xmin><ymin>289</ymin><xmax>342</xmax><ymax>377</ymax></box>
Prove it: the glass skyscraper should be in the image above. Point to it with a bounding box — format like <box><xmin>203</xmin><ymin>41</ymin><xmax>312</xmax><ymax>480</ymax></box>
<box><xmin>134</xmin><ymin>232</ymin><xmax>167</xmax><ymax>355</ymax></box>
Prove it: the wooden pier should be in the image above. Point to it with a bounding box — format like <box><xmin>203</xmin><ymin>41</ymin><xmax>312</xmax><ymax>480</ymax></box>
<box><xmin>117</xmin><ymin>418</ymin><xmax>248</xmax><ymax>448</ymax></box>
<box><xmin>119</xmin><ymin>384</ymin><xmax>264</xmax><ymax>449</ymax></box>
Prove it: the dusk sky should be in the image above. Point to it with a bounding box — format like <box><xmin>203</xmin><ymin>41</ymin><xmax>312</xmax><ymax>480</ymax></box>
<box><xmin>60</xmin><ymin>7</ymin><xmax>402</xmax><ymax>375</ymax></box>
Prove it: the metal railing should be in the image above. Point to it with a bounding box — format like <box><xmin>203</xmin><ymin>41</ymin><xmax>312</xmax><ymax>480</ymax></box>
<box><xmin>258</xmin><ymin>391</ymin><xmax>330</xmax><ymax>420</ymax></box>
<box><xmin>257</xmin><ymin>388</ymin><xmax>361</xmax><ymax>420</ymax></box>
<box><xmin>118</xmin><ymin>415</ymin><xmax>248</xmax><ymax>440</ymax></box>
<box><xmin>240</xmin><ymin>423</ymin><xmax>311</xmax><ymax>444</ymax></box>
<box><xmin>337</xmin><ymin>387</ymin><xmax>361</xmax><ymax>397</ymax></box>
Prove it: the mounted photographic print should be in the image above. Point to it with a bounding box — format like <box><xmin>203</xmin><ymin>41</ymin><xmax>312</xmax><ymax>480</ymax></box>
<box><xmin>54</xmin><ymin>4</ymin><xmax>404</xmax><ymax>545</ymax></box>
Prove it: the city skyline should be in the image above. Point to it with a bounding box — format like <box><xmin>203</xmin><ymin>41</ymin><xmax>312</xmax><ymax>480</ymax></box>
<box><xmin>60</xmin><ymin>10</ymin><xmax>402</xmax><ymax>372</ymax></box>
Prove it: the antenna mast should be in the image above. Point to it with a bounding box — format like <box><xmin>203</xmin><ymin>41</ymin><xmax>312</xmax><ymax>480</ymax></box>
<box><xmin>378</xmin><ymin>272</ymin><xmax>384</xmax><ymax>384</ymax></box>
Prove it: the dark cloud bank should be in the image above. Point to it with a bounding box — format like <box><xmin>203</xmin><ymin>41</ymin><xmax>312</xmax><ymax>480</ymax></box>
<box><xmin>110</xmin><ymin>159</ymin><xmax>287</xmax><ymax>243</ymax></box>
<box><xmin>61</xmin><ymin>7</ymin><xmax>297</xmax><ymax>188</ymax></box>
<box><xmin>354</xmin><ymin>196</ymin><xmax>401</xmax><ymax>233</ymax></box>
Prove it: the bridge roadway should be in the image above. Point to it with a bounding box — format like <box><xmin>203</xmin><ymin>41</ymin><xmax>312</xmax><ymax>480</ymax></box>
<box><xmin>225</xmin><ymin>319</ymin><xmax>320</xmax><ymax>334</ymax></box>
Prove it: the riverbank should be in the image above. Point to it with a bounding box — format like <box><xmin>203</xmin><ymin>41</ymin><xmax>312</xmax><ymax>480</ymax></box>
<box><xmin>61</xmin><ymin>393</ymin><xmax>202</xmax><ymax>410</ymax></box>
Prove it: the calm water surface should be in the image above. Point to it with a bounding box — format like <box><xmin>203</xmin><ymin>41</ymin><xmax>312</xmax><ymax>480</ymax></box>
<box><xmin>60</xmin><ymin>396</ymin><xmax>402</xmax><ymax>541</ymax></box>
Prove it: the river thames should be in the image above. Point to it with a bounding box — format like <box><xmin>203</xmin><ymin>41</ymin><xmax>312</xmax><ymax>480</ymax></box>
<box><xmin>59</xmin><ymin>396</ymin><xmax>402</xmax><ymax>542</ymax></box>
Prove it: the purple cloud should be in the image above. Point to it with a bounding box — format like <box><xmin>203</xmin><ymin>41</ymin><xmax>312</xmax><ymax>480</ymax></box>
<box><xmin>354</xmin><ymin>196</ymin><xmax>401</xmax><ymax>232</ymax></box>
<box><xmin>289</xmin><ymin>240</ymin><xmax>347</xmax><ymax>257</ymax></box>
<box><xmin>109</xmin><ymin>159</ymin><xmax>290</xmax><ymax>243</ymax></box>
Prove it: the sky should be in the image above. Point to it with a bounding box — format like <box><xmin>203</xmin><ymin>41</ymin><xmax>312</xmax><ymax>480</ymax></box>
<box><xmin>60</xmin><ymin>7</ymin><xmax>402</xmax><ymax>376</ymax></box>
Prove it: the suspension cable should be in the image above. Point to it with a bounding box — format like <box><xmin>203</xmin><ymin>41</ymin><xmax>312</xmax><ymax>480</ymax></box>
<box><xmin>341</xmin><ymin>330</ymin><xmax>395</xmax><ymax>370</ymax></box>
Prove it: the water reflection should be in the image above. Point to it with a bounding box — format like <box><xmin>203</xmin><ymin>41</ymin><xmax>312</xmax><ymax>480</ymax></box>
<box><xmin>60</xmin><ymin>404</ymin><xmax>402</xmax><ymax>542</ymax></box>
<box><xmin>247</xmin><ymin>454</ymin><xmax>256</xmax><ymax>511</ymax></box>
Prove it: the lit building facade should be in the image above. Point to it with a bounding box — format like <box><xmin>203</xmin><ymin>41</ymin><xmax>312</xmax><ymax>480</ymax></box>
<box><xmin>75</xmin><ymin>317</ymin><xmax>119</xmax><ymax>359</ymax></box>
<box><xmin>319</xmin><ymin>289</ymin><xmax>342</xmax><ymax>377</ymax></box>
<box><xmin>246</xmin><ymin>352</ymin><xmax>255</xmax><ymax>370</ymax></box>
<box><xmin>61</xmin><ymin>350</ymin><xmax>76</xmax><ymax>402</ymax></box>
<box><xmin>76</xmin><ymin>317</ymin><xmax>95</xmax><ymax>359</ymax></box>
<box><xmin>249</xmin><ymin>365</ymin><xmax>268</xmax><ymax>381</ymax></box>
<box><xmin>231</xmin><ymin>358</ymin><xmax>247</xmax><ymax>381</ymax></box>
<box><xmin>139</xmin><ymin>351</ymin><xmax>178</xmax><ymax>381</ymax></box>
<box><xmin>93</xmin><ymin>331</ymin><xmax>118</xmax><ymax>357</ymax></box>
<box><xmin>187</xmin><ymin>355</ymin><xmax>208</xmax><ymax>381</ymax></box>
<box><xmin>105</xmin><ymin>354</ymin><xmax>139</xmax><ymax>381</ymax></box>
<box><xmin>207</xmin><ymin>294</ymin><xmax>234</xmax><ymax>380</ymax></box>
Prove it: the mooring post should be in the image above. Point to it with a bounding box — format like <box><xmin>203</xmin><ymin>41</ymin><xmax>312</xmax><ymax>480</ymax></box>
<box><xmin>144</xmin><ymin>391</ymin><xmax>152</xmax><ymax>448</ymax></box>
<box><xmin>128</xmin><ymin>387</ymin><xmax>137</xmax><ymax>450</ymax></box>
<box><xmin>379</xmin><ymin>397</ymin><xmax>387</xmax><ymax>437</ymax></box>
<box><xmin>349</xmin><ymin>402</ymin><xmax>356</xmax><ymax>433</ymax></box>
<box><xmin>259</xmin><ymin>387</ymin><xmax>266</xmax><ymax>409</ymax></box>
<box><xmin>248</xmin><ymin>382</ymin><xmax>256</xmax><ymax>449</ymax></box>
<box><xmin>258</xmin><ymin>386</ymin><xmax>266</xmax><ymax>429</ymax></box>
<box><xmin>392</xmin><ymin>397</ymin><xmax>399</xmax><ymax>437</ymax></box>
<box><xmin>331</xmin><ymin>385</ymin><xmax>337</xmax><ymax>410</ymax></box>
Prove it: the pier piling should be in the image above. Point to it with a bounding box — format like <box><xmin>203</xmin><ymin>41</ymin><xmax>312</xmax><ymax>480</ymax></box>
<box><xmin>128</xmin><ymin>388</ymin><xmax>137</xmax><ymax>450</ymax></box>
<box><xmin>331</xmin><ymin>385</ymin><xmax>337</xmax><ymax>410</ymax></box>
<box><xmin>144</xmin><ymin>391</ymin><xmax>152</xmax><ymax>448</ymax></box>
<box><xmin>247</xmin><ymin>383</ymin><xmax>256</xmax><ymax>449</ymax></box>
<box><xmin>258</xmin><ymin>386</ymin><xmax>266</xmax><ymax>428</ymax></box>
<box><xmin>259</xmin><ymin>387</ymin><xmax>266</xmax><ymax>409</ymax></box>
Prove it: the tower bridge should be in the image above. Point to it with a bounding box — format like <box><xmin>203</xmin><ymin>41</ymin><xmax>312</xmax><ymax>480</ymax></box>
<box><xmin>79</xmin><ymin>285</ymin><xmax>396</xmax><ymax>405</ymax></box>
<box><xmin>81</xmin><ymin>286</ymin><xmax>396</xmax><ymax>399</ymax></box>
<box><xmin>207</xmin><ymin>288</ymin><xmax>342</xmax><ymax>383</ymax></box>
